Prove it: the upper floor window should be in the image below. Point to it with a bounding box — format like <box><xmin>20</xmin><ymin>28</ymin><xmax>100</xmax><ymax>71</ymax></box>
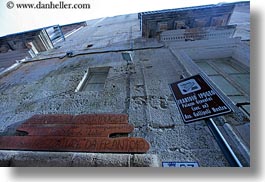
<box><xmin>194</xmin><ymin>58</ymin><xmax>250</xmax><ymax>116</ymax></box>
<box><xmin>174</xmin><ymin>20</ymin><xmax>187</xmax><ymax>29</ymax></box>
<box><xmin>157</xmin><ymin>22</ymin><xmax>168</xmax><ymax>32</ymax></box>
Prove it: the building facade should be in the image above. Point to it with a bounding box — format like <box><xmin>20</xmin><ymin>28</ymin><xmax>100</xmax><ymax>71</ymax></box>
<box><xmin>0</xmin><ymin>1</ymin><xmax>250</xmax><ymax>167</ymax></box>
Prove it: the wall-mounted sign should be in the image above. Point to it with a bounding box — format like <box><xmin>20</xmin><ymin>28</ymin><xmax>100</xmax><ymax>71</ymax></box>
<box><xmin>162</xmin><ymin>162</ymin><xmax>199</xmax><ymax>167</ymax></box>
<box><xmin>0</xmin><ymin>114</ymin><xmax>150</xmax><ymax>153</ymax></box>
<box><xmin>170</xmin><ymin>74</ymin><xmax>232</xmax><ymax>123</ymax></box>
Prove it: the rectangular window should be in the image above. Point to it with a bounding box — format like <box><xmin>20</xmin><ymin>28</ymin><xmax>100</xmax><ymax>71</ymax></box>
<box><xmin>195</xmin><ymin>58</ymin><xmax>250</xmax><ymax>116</ymax></box>
<box><xmin>194</xmin><ymin>18</ymin><xmax>208</xmax><ymax>27</ymax></box>
<box><xmin>210</xmin><ymin>16</ymin><xmax>225</xmax><ymax>26</ymax></box>
<box><xmin>157</xmin><ymin>22</ymin><xmax>168</xmax><ymax>32</ymax></box>
<box><xmin>174</xmin><ymin>20</ymin><xmax>186</xmax><ymax>29</ymax></box>
<box><xmin>75</xmin><ymin>67</ymin><xmax>110</xmax><ymax>92</ymax></box>
<box><xmin>209</xmin><ymin>75</ymin><xmax>242</xmax><ymax>96</ymax></box>
<box><xmin>84</xmin><ymin>67</ymin><xmax>109</xmax><ymax>91</ymax></box>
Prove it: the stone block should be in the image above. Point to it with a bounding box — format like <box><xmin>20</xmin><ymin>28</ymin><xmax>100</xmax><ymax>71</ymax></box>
<box><xmin>0</xmin><ymin>150</ymin><xmax>159</xmax><ymax>167</ymax></box>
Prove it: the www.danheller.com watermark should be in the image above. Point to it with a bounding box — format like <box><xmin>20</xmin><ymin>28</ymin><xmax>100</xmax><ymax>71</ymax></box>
<box><xmin>6</xmin><ymin>1</ymin><xmax>91</xmax><ymax>9</ymax></box>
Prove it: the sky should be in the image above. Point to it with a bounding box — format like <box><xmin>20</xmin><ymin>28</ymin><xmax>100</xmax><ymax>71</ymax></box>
<box><xmin>0</xmin><ymin>0</ymin><xmax>247</xmax><ymax>36</ymax></box>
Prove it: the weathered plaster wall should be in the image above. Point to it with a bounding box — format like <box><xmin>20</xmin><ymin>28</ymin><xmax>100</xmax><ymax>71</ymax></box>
<box><xmin>0</xmin><ymin>47</ymin><xmax>230</xmax><ymax>166</ymax></box>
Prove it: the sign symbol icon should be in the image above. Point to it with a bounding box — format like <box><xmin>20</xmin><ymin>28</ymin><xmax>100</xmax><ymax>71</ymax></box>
<box><xmin>177</xmin><ymin>79</ymin><xmax>201</xmax><ymax>95</ymax></box>
<box><xmin>6</xmin><ymin>1</ymin><xmax>14</xmax><ymax>9</ymax></box>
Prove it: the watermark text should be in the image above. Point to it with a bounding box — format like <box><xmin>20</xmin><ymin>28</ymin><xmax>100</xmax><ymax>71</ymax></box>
<box><xmin>6</xmin><ymin>1</ymin><xmax>91</xmax><ymax>9</ymax></box>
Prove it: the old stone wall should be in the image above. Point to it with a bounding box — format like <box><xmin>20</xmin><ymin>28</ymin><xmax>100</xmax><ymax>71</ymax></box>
<box><xmin>0</xmin><ymin>4</ymin><xmax>250</xmax><ymax>167</ymax></box>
